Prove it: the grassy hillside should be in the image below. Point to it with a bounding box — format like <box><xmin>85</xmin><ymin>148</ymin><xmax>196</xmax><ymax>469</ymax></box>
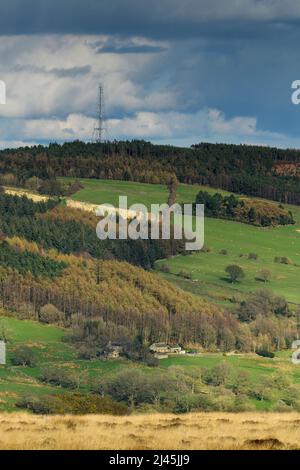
<box><xmin>1</xmin><ymin>314</ymin><xmax>300</xmax><ymax>413</ymax></box>
<box><xmin>157</xmin><ymin>209</ymin><xmax>300</xmax><ymax>306</ymax></box>
<box><xmin>0</xmin><ymin>315</ymin><xmax>132</xmax><ymax>411</ymax></box>
<box><xmin>59</xmin><ymin>177</ymin><xmax>229</xmax><ymax>209</ymax></box>
<box><xmin>59</xmin><ymin>177</ymin><xmax>300</xmax><ymax>306</ymax></box>
<box><xmin>1</xmin><ymin>178</ymin><xmax>299</xmax><ymax>418</ymax></box>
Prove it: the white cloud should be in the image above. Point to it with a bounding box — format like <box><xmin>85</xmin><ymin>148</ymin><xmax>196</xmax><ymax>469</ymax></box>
<box><xmin>4</xmin><ymin>107</ymin><xmax>293</xmax><ymax>150</ymax></box>
<box><xmin>0</xmin><ymin>35</ymin><xmax>174</xmax><ymax>120</ymax></box>
<box><xmin>0</xmin><ymin>139</ymin><xmax>38</xmax><ymax>148</ymax></box>
<box><xmin>22</xmin><ymin>113</ymin><xmax>94</xmax><ymax>140</ymax></box>
<box><xmin>0</xmin><ymin>31</ymin><xmax>298</xmax><ymax>150</ymax></box>
<box><xmin>207</xmin><ymin>109</ymin><xmax>257</xmax><ymax>136</ymax></box>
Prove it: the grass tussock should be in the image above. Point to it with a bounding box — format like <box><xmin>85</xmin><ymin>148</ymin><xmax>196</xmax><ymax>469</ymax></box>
<box><xmin>0</xmin><ymin>412</ymin><xmax>300</xmax><ymax>450</ymax></box>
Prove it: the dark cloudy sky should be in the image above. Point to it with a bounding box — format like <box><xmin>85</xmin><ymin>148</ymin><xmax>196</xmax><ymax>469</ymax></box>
<box><xmin>1</xmin><ymin>0</ymin><xmax>300</xmax><ymax>148</ymax></box>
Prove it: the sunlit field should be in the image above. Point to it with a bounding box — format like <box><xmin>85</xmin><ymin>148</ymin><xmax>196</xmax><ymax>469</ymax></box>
<box><xmin>58</xmin><ymin>177</ymin><xmax>300</xmax><ymax>306</ymax></box>
<box><xmin>0</xmin><ymin>412</ymin><xmax>300</xmax><ymax>450</ymax></box>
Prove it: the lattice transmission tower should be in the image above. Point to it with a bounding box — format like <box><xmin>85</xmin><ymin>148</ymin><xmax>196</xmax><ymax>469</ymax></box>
<box><xmin>93</xmin><ymin>83</ymin><xmax>107</xmax><ymax>143</ymax></box>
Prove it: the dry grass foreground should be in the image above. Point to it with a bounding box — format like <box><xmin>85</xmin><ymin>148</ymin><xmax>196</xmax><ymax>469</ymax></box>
<box><xmin>1</xmin><ymin>412</ymin><xmax>300</xmax><ymax>450</ymax></box>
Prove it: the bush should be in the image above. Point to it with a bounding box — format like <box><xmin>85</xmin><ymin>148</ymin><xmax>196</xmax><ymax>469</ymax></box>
<box><xmin>39</xmin><ymin>368</ymin><xmax>77</xmax><ymax>389</ymax></box>
<box><xmin>273</xmin><ymin>401</ymin><xmax>293</xmax><ymax>412</ymax></box>
<box><xmin>225</xmin><ymin>265</ymin><xmax>245</xmax><ymax>283</ymax></box>
<box><xmin>16</xmin><ymin>393</ymin><xmax>129</xmax><ymax>415</ymax></box>
<box><xmin>38</xmin><ymin>179</ymin><xmax>64</xmax><ymax>196</ymax></box>
<box><xmin>248</xmin><ymin>253</ymin><xmax>258</xmax><ymax>260</ymax></box>
<box><xmin>13</xmin><ymin>302</ymin><xmax>36</xmax><ymax>320</ymax></box>
<box><xmin>39</xmin><ymin>304</ymin><xmax>64</xmax><ymax>324</ymax></box>
<box><xmin>77</xmin><ymin>345</ymin><xmax>97</xmax><ymax>360</ymax></box>
<box><xmin>256</xmin><ymin>349</ymin><xmax>275</xmax><ymax>358</ymax></box>
<box><xmin>202</xmin><ymin>362</ymin><xmax>234</xmax><ymax>387</ymax></box>
<box><xmin>102</xmin><ymin>369</ymin><xmax>154</xmax><ymax>407</ymax></box>
<box><xmin>256</xmin><ymin>269</ymin><xmax>272</xmax><ymax>283</ymax></box>
<box><xmin>158</xmin><ymin>264</ymin><xmax>170</xmax><ymax>273</ymax></box>
<box><xmin>177</xmin><ymin>270</ymin><xmax>192</xmax><ymax>280</ymax></box>
<box><xmin>24</xmin><ymin>176</ymin><xmax>43</xmax><ymax>191</ymax></box>
<box><xmin>144</xmin><ymin>354</ymin><xmax>159</xmax><ymax>367</ymax></box>
<box><xmin>231</xmin><ymin>395</ymin><xmax>255</xmax><ymax>412</ymax></box>
<box><xmin>274</xmin><ymin>256</ymin><xmax>293</xmax><ymax>265</ymax></box>
<box><xmin>63</xmin><ymin>181</ymin><xmax>84</xmax><ymax>197</ymax></box>
<box><xmin>219</xmin><ymin>249</ymin><xmax>228</xmax><ymax>255</ymax></box>
<box><xmin>11</xmin><ymin>346</ymin><xmax>36</xmax><ymax>367</ymax></box>
<box><xmin>237</xmin><ymin>289</ymin><xmax>291</xmax><ymax>322</ymax></box>
<box><xmin>173</xmin><ymin>393</ymin><xmax>214</xmax><ymax>413</ymax></box>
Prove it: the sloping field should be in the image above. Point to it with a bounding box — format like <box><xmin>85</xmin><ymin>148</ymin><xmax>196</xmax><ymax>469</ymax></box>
<box><xmin>157</xmin><ymin>210</ymin><xmax>300</xmax><ymax>305</ymax></box>
<box><xmin>58</xmin><ymin>177</ymin><xmax>300</xmax><ymax>306</ymax></box>
<box><xmin>2</xmin><ymin>314</ymin><xmax>300</xmax><ymax>413</ymax></box>
<box><xmin>59</xmin><ymin>177</ymin><xmax>228</xmax><ymax>209</ymax></box>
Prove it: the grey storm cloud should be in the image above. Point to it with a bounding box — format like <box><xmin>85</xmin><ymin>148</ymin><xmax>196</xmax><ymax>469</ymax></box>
<box><xmin>91</xmin><ymin>38</ymin><xmax>166</xmax><ymax>54</ymax></box>
<box><xmin>0</xmin><ymin>0</ymin><xmax>300</xmax><ymax>149</ymax></box>
<box><xmin>1</xmin><ymin>0</ymin><xmax>300</xmax><ymax>38</ymax></box>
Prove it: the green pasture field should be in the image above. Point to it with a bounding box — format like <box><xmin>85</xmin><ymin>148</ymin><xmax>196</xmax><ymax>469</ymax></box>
<box><xmin>156</xmin><ymin>212</ymin><xmax>300</xmax><ymax>306</ymax></box>
<box><xmin>60</xmin><ymin>177</ymin><xmax>300</xmax><ymax>306</ymax></box>
<box><xmin>60</xmin><ymin>177</ymin><xmax>229</xmax><ymax>209</ymax></box>
<box><xmin>1</xmin><ymin>315</ymin><xmax>300</xmax><ymax>412</ymax></box>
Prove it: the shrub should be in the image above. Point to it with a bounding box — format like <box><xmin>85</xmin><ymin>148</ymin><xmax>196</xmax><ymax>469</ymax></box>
<box><xmin>43</xmin><ymin>304</ymin><xmax>62</xmax><ymax>323</ymax></box>
<box><xmin>38</xmin><ymin>179</ymin><xmax>64</xmax><ymax>196</ymax></box>
<box><xmin>144</xmin><ymin>354</ymin><xmax>159</xmax><ymax>367</ymax></box>
<box><xmin>77</xmin><ymin>345</ymin><xmax>97</xmax><ymax>360</ymax></box>
<box><xmin>63</xmin><ymin>181</ymin><xmax>84</xmax><ymax>197</ymax></box>
<box><xmin>219</xmin><ymin>249</ymin><xmax>228</xmax><ymax>255</ymax></box>
<box><xmin>274</xmin><ymin>256</ymin><xmax>293</xmax><ymax>265</ymax></box>
<box><xmin>202</xmin><ymin>362</ymin><xmax>234</xmax><ymax>387</ymax></box>
<box><xmin>24</xmin><ymin>176</ymin><xmax>43</xmax><ymax>191</ymax></box>
<box><xmin>177</xmin><ymin>270</ymin><xmax>192</xmax><ymax>280</ymax></box>
<box><xmin>231</xmin><ymin>395</ymin><xmax>255</xmax><ymax>412</ymax></box>
<box><xmin>237</xmin><ymin>289</ymin><xmax>291</xmax><ymax>322</ymax></box>
<box><xmin>173</xmin><ymin>393</ymin><xmax>214</xmax><ymax>413</ymax></box>
<box><xmin>256</xmin><ymin>349</ymin><xmax>275</xmax><ymax>358</ymax></box>
<box><xmin>225</xmin><ymin>265</ymin><xmax>245</xmax><ymax>283</ymax></box>
<box><xmin>39</xmin><ymin>368</ymin><xmax>77</xmax><ymax>389</ymax></box>
<box><xmin>39</xmin><ymin>304</ymin><xmax>64</xmax><ymax>324</ymax></box>
<box><xmin>102</xmin><ymin>369</ymin><xmax>154</xmax><ymax>407</ymax></box>
<box><xmin>13</xmin><ymin>302</ymin><xmax>36</xmax><ymax>320</ymax></box>
<box><xmin>158</xmin><ymin>264</ymin><xmax>170</xmax><ymax>273</ymax></box>
<box><xmin>16</xmin><ymin>394</ymin><xmax>129</xmax><ymax>415</ymax></box>
<box><xmin>11</xmin><ymin>346</ymin><xmax>36</xmax><ymax>367</ymax></box>
<box><xmin>248</xmin><ymin>253</ymin><xmax>258</xmax><ymax>260</ymax></box>
<box><xmin>256</xmin><ymin>269</ymin><xmax>272</xmax><ymax>283</ymax></box>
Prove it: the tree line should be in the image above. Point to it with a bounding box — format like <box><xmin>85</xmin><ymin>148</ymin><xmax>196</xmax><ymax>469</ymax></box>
<box><xmin>194</xmin><ymin>191</ymin><xmax>295</xmax><ymax>226</ymax></box>
<box><xmin>0</xmin><ymin>192</ymin><xmax>184</xmax><ymax>269</ymax></box>
<box><xmin>0</xmin><ymin>140</ymin><xmax>299</xmax><ymax>204</ymax></box>
<box><xmin>0</xmin><ymin>240</ymin><xmax>67</xmax><ymax>278</ymax></box>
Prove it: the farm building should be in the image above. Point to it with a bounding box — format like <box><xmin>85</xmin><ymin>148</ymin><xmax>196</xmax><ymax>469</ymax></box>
<box><xmin>149</xmin><ymin>343</ymin><xmax>185</xmax><ymax>358</ymax></box>
<box><xmin>104</xmin><ymin>341</ymin><xmax>123</xmax><ymax>359</ymax></box>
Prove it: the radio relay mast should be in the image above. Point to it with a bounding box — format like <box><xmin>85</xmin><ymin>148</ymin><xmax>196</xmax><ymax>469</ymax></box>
<box><xmin>94</xmin><ymin>83</ymin><xmax>104</xmax><ymax>143</ymax></box>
